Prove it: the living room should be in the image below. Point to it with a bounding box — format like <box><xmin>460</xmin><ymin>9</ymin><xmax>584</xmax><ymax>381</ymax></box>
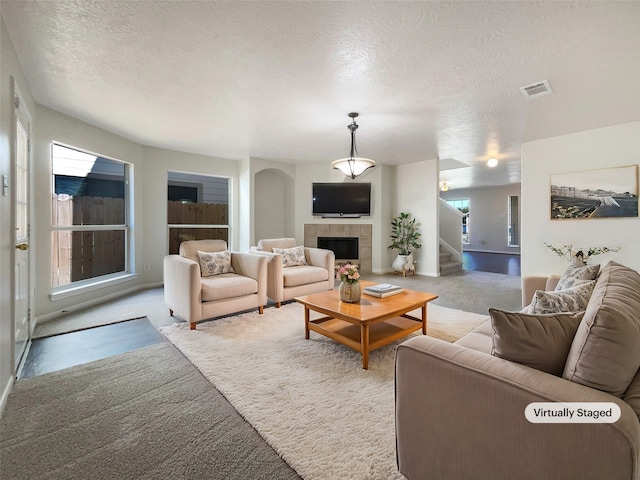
<box><xmin>1</xmin><ymin>2</ymin><xmax>640</xmax><ymax>479</ymax></box>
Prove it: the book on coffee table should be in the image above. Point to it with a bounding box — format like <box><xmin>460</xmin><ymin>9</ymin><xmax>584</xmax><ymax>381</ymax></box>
<box><xmin>363</xmin><ymin>283</ymin><xmax>404</xmax><ymax>298</ymax></box>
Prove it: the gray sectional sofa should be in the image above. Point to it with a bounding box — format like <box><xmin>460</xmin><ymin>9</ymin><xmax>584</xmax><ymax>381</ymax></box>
<box><xmin>395</xmin><ymin>261</ymin><xmax>640</xmax><ymax>479</ymax></box>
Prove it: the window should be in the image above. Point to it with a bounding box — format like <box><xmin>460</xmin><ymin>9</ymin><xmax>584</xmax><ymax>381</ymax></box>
<box><xmin>446</xmin><ymin>199</ymin><xmax>470</xmax><ymax>244</ymax></box>
<box><xmin>508</xmin><ymin>195</ymin><xmax>519</xmax><ymax>247</ymax></box>
<box><xmin>167</xmin><ymin>172</ymin><xmax>230</xmax><ymax>254</ymax></box>
<box><xmin>51</xmin><ymin>144</ymin><xmax>130</xmax><ymax>288</ymax></box>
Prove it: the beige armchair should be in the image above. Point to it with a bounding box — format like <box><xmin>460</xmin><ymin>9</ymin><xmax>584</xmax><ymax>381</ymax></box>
<box><xmin>254</xmin><ymin>238</ymin><xmax>335</xmax><ymax>307</ymax></box>
<box><xmin>164</xmin><ymin>239</ymin><xmax>267</xmax><ymax>330</ymax></box>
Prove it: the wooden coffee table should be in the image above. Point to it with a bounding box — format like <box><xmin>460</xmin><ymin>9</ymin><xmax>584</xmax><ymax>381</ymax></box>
<box><xmin>295</xmin><ymin>282</ymin><xmax>438</xmax><ymax>369</ymax></box>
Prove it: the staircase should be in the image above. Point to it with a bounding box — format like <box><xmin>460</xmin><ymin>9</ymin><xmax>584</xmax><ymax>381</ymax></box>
<box><xmin>439</xmin><ymin>245</ymin><xmax>463</xmax><ymax>276</ymax></box>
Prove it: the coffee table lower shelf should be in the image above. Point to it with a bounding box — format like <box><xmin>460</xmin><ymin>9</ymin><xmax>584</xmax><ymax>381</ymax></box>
<box><xmin>307</xmin><ymin>315</ymin><xmax>423</xmax><ymax>368</ymax></box>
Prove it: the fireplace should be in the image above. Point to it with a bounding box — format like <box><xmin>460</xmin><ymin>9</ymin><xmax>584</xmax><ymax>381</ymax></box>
<box><xmin>317</xmin><ymin>237</ymin><xmax>359</xmax><ymax>260</ymax></box>
<box><xmin>304</xmin><ymin>224</ymin><xmax>372</xmax><ymax>273</ymax></box>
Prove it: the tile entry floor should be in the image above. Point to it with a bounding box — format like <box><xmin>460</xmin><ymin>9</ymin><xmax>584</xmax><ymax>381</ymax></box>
<box><xmin>19</xmin><ymin>317</ymin><xmax>167</xmax><ymax>379</ymax></box>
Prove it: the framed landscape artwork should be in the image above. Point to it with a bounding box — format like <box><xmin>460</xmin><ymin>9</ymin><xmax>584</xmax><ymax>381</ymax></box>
<box><xmin>550</xmin><ymin>165</ymin><xmax>639</xmax><ymax>219</ymax></box>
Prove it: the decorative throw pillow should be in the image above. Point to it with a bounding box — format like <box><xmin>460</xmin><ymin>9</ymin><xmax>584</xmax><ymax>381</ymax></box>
<box><xmin>563</xmin><ymin>261</ymin><xmax>640</xmax><ymax>397</ymax></box>
<box><xmin>555</xmin><ymin>263</ymin><xmax>600</xmax><ymax>291</ymax></box>
<box><xmin>273</xmin><ymin>246</ymin><xmax>307</xmax><ymax>267</ymax></box>
<box><xmin>529</xmin><ymin>280</ymin><xmax>596</xmax><ymax>314</ymax></box>
<box><xmin>490</xmin><ymin>308</ymin><xmax>584</xmax><ymax>376</ymax></box>
<box><xmin>197</xmin><ymin>250</ymin><xmax>234</xmax><ymax>277</ymax></box>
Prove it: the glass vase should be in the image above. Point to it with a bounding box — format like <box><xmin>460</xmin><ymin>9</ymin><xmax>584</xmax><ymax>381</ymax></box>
<box><xmin>339</xmin><ymin>280</ymin><xmax>361</xmax><ymax>303</ymax></box>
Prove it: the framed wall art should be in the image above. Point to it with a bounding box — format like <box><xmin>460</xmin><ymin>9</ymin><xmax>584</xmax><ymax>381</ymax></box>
<box><xmin>550</xmin><ymin>165</ymin><xmax>638</xmax><ymax>219</ymax></box>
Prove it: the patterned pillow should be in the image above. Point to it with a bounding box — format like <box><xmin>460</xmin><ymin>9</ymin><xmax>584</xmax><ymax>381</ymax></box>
<box><xmin>272</xmin><ymin>246</ymin><xmax>307</xmax><ymax>267</ymax></box>
<box><xmin>197</xmin><ymin>250</ymin><xmax>234</xmax><ymax>277</ymax></box>
<box><xmin>555</xmin><ymin>264</ymin><xmax>600</xmax><ymax>291</ymax></box>
<box><xmin>530</xmin><ymin>280</ymin><xmax>596</xmax><ymax>314</ymax></box>
<box><xmin>490</xmin><ymin>308</ymin><xmax>585</xmax><ymax>376</ymax></box>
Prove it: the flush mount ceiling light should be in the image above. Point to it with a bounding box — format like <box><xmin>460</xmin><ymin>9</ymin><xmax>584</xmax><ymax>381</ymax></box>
<box><xmin>487</xmin><ymin>158</ymin><xmax>498</xmax><ymax>168</ymax></box>
<box><xmin>440</xmin><ymin>182</ymin><xmax>451</xmax><ymax>192</ymax></box>
<box><xmin>331</xmin><ymin>112</ymin><xmax>375</xmax><ymax>179</ymax></box>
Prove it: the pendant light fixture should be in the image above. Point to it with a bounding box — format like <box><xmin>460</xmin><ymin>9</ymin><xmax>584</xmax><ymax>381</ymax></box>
<box><xmin>331</xmin><ymin>112</ymin><xmax>375</xmax><ymax>179</ymax></box>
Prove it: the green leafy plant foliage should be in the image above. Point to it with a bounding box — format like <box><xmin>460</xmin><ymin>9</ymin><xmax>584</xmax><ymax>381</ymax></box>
<box><xmin>544</xmin><ymin>242</ymin><xmax>620</xmax><ymax>262</ymax></box>
<box><xmin>388</xmin><ymin>212</ymin><xmax>421</xmax><ymax>255</ymax></box>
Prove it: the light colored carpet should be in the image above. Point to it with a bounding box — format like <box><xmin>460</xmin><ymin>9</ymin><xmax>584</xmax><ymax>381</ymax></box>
<box><xmin>32</xmin><ymin>287</ymin><xmax>175</xmax><ymax>338</ymax></box>
<box><xmin>161</xmin><ymin>301</ymin><xmax>488</xmax><ymax>480</ymax></box>
<box><xmin>33</xmin><ymin>270</ymin><xmax>522</xmax><ymax>338</ymax></box>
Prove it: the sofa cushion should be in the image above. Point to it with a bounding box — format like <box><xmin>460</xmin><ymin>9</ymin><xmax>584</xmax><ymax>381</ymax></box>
<box><xmin>201</xmin><ymin>274</ymin><xmax>258</xmax><ymax>302</ymax></box>
<box><xmin>454</xmin><ymin>320</ymin><xmax>492</xmax><ymax>354</ymax></box>
<box><xmin>282</xmin><ymin>265</ymin><xmax>328</xmax><ymax>287</ymax></box>
<box><xmin>273</xmin><ymin>245</ymin><xmax>307</xmax><ymax>267</ymax></box>
<box><xmin>198</xmin><ymin>250</ymin><xmax>234</xmax><ymax>276</ymax></box>
<box><xmin>555</xmin><ymin>263</ymin><xmax>600</xmax><ymax>291</ymax></box>
<box><xmin>563</xmin><ymin>261</ymin><xmax>640</xmax><ymax>397</ymax></box>
<box><xmin>490</xmin><ymin>308</ymin><xmax>584</xmax><ymax>376</ymax></box>
<box><xmin>529</xmin><ymin>280</ymin><xmax>596</xmax><ymax>314</ymax></box>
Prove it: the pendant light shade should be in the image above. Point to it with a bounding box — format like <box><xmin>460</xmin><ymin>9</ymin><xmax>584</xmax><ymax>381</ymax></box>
<box><xmin>331</xmin><ymin>112</ymin><xmax>375</xmax><ymax>179</ymax></box>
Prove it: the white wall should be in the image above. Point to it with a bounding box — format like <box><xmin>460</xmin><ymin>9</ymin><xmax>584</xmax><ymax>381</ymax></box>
<box><xmin>292</xmin><ymin>164</ymin><xmax>394</xmax><ymax>273</ymax></box>
<box><xmin>249</xmin><ymin>158</ymin><xmax>296</xmax><ymax>246</ymax></box>
<box><xmin>395</xmin><ymin>160</ymin><xmax>440</xmax><ymax>276</ymax></box>
<box><xmin>31</xmin><ymin>109</ymin><xmax>243</xmax><ymax>320</ymax></box>
<box><xmin>254</xmin><ymin>169</ymin><xmax>294</xmax><ymax>241</ymax></box>
<box><xmin>521</xmin><ymin>122</ymin><xmax>640</xmax><ymax>277</ymax></box>
<box><xmin>34</xmin><ymin>106</ymin><xmax>146</xmax><ymax>318</ymax></box>
<box><xmin>0</xmin><ymin>17</ymin><xmax>37</xmax><ymax>411</ymax></box>
<box><xmin>440</xmin><ymin>184</ymin><xmax>522</xmax><ymax>254</ymax></box>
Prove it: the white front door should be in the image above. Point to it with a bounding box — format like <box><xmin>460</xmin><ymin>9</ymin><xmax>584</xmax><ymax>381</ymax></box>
<box><xmin>13</xmin><ymin>80</ymin><xmax>31</xmax><ymax>370</ymax></box>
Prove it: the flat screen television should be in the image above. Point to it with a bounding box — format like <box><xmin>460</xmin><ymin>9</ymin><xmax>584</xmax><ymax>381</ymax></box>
<box><xmin>312</xmin><ymin>182</ymin><xmax>371</xmax><ymax>217</ymax></box>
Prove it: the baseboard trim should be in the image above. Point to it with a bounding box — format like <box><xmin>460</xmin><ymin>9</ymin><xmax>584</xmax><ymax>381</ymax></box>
<box><xmin>464</xmin><ymin>249</ymin><xmax>521</xmax><ymax>255</ymax></box>
<box><xmin>1</xmin><ymin>374</ymin><xmax>15</xmax><ymax>417</ymax></box>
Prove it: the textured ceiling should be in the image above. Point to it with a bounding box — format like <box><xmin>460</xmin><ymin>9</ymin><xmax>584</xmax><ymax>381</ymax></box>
<box><xmin>2</xmin><ymin>1</ymin><xmax>639</xmax><ymax>189</ymax></box>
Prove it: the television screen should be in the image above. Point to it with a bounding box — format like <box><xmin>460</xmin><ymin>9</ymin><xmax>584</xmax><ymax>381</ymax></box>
<box><xmin>312</xmin><ymin>182</ymin><xmax>371</xmax><ymax>217</ymax></box>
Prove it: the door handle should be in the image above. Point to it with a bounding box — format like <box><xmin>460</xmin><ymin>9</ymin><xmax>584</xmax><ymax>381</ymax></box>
<box><xmin>15</xmin><ymin>243</ymin><xmax>29</xmax><ymax>250</ymax></box>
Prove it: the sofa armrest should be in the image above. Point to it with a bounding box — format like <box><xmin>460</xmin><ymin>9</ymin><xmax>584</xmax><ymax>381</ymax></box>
<box><xmin>522</xmin><ymin>276</ymin><xmax>548</xmax><ymax>308</ymax></box>
<box><xmin>304</xmin><ymin>247</ymin><xmax>335</xmax><ymax>275</ymax></box>
<box><xmin>231</xmin><ymin>252</ymin><xmax>268</xmax><ymax>306</ymax></box>
<box><xmin>396</xmin><ymin>336</ymin><xmax>640</xmax><ymax>480</ymax></box>
<box><xmin>163</xmin><ymin>254</ymin><xmax>202</xmax><ymax>322</ymax></box>
<box><xmin>522</xmin><ymin>275</ymin><xmax>562</xmax><ymax>308</ymax></box>
<box><xmin>250</xmin><ymin>251</ymin><xmax>284</xmax><ymax>303</ymax></box>
<box><xmin>231</xmin><ymin>251</ymin><xmax>265</xmax><ymax>281</ymax></box>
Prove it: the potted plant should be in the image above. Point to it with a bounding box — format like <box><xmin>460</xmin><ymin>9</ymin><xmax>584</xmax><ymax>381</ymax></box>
<box><xmin>388</xmin><ymin>212</ymin><xmax>421</xmax><ymax>273</ymax></box>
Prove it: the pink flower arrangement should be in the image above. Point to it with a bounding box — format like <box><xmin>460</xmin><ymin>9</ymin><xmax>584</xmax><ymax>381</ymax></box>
<box><xmin>338</xmin><ymin>263</ymin><xmax>360</xmax><ymax>284</ymax></box>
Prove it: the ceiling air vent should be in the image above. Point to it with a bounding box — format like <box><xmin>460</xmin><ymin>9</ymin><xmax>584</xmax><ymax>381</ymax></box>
<box><xmin>520</xmin><ymin>80</ymin><xmax>552</xmax><ymax>99</ymax></box>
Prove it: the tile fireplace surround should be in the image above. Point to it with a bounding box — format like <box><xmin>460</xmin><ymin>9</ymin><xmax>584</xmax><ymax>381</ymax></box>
<box><xmin>304</xmin><ymin>223</ymin><xmax>372</xmax><ymax>273</ymax></box>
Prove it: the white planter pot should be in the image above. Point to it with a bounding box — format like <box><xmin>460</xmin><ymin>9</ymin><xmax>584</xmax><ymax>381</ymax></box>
<box><xmin>393</xmin><ymin>254</ymin><xmax>414</xmax><ymax>272</ymax></box>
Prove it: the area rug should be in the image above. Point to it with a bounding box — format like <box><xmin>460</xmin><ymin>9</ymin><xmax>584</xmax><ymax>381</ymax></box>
<box><xmin>160</xmin><ymin>302</ymin><xmax>488</xmax><ymax>480</ymax></box>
